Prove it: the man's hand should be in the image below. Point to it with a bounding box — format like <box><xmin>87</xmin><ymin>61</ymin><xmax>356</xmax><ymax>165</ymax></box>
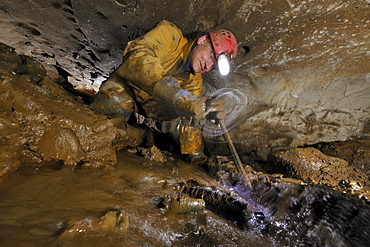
<box><xmin>153</xmin><ymin>76</ymin><xmax>206</xmax><ymax>121</ymax></box>
<box><xmin>205</xmin><ymin>97</ymin><xmax>225</xmax><ymax>114</ymax></box>
<box><xmin>205</xmin><ymin>97</ymin><xmax>226</xmax><ymax>123</ymax></box>
<box><xmin>189</xmin><ymin>96</ymin><xmax>206</xmax><ymax>121</ymax></box>
<box><xmin>175</xmin><ymin>92</ymin><xmax>206</xmax><ymax>121</ymax></box>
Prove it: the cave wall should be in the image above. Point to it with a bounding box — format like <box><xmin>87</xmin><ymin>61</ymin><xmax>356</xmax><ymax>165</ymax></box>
<box><xmin>0</xmin><ymin>0</ymin><xmax>236</xmax><ymax>92</ymax></box>
<box><xmin>0</xmin><ymin>0</ymin><xmax>369</xmax><ymax>157</ymax></box>
<box><xmin>226</xmin><ymin>0</ymin><xmax>370</xmax><ymax>157</ymax></box>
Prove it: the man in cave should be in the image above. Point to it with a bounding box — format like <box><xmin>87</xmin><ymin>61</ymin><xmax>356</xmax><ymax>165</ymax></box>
<box><xmin>89</xmin><ymin>20</ymin><xmax>238</xmax><ymax>161</ymax></box>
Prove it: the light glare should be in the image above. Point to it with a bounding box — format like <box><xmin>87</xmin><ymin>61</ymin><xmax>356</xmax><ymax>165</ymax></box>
<box><xmin>218</xmin><ymin>54</ymin><xmax>230</xmax><ymax>75</ymax></box>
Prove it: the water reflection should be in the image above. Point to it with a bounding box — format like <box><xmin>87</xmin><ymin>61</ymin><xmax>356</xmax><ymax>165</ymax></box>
<box><xmin>0</xmin><ymin>151</ymin><xmax>368</xmax><ymax>246</ymax></box>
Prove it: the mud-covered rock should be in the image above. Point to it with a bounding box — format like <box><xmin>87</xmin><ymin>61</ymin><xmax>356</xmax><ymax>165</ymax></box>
<box><xmin>315</xmin><ymin>139</ymin><xmax>370</xmax><ymax>178</ymax></box>
<box><xmin>132</xmin><ymin>145</ymin><xmax>169</xmax><ymax>163</ymax></box>
<box><xmin>0</xmin><ymin>43</ymin><xmax>119</xmax><ymax>173</ymax></box>
<box><xmin>268</xmin><ymin>147</ymin><xmax>370</xmax><ymax>198</ymax></box>
<box><xmin>114</xmin><ymin>123</ymin><xmax>147</xmax><ymax>148</ymax></box>
<box><xmin>0</xmin><ymin>146</ymin><xmax>21</xmax><ymax>177</ymax></box>
<box><xmin>142</xmin><ymin>145</ymin><xmax>168</xmax><ymax>163</ymax></box>
<box><xmin>58</xmin><ymin>210</ymin><xmax>129</xmax><ymax>240</ymax></box>
<box><xmin>160</xmin><ymin>194</ymin><xmax>205</xmax><ymax>214</ymax></box>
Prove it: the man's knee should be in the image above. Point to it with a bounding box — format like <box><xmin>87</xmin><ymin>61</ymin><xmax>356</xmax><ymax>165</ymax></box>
<box><xmin>89</xmin><ymin>81</ymin><xmax>135</xmax><ymax>120</ymax></box>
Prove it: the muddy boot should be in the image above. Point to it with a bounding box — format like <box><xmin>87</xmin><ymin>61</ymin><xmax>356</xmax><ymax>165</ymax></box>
<box><xmin>178</xmin><ymin>123</ymin><xmax>208</xmax><ymax>165</ymax></box>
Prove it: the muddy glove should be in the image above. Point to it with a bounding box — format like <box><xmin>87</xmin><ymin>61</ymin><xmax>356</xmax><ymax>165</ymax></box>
<box><xmin>153</xmin><ymin>76</ymin><xmax>206</xmax><ymax>121</ymax></box>
<box><xmin>205</xmin><ymin>97</ymin><xmax>225</xmax><ymax>114</ymax></box>
<box><xmin>205</xmin><ymin>97</ymin><xmax>225</xmax><ymax>123</ymax></box>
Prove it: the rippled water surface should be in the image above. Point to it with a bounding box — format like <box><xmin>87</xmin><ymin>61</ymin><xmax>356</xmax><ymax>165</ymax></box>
<box><xmin>0</xmin><ymin>151</ymin><xmax>265</xmax><ymax>246</ymax></box>
<box><xmin>0</xmin><ymin>150</ymin><xmax>369</xmax><ymax>246</ymax></box>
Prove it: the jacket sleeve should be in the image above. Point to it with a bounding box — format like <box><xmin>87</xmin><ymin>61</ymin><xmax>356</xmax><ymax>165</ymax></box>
<box><xmin>115</xmin><ymin>44</ymin><xmax>166</xmax><ymax>93</ymax></box>
<box><xmin>114</xmin><ymin>20</ymin><xmax>188</xmax><ymax>94</ymax></box>
<box><xmin>178</xmin><ymin>73</ymin><xmax>203</xmax><ymax>96</ymax></box>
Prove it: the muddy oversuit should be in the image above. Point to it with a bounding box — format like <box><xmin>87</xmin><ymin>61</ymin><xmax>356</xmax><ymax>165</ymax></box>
<box><xmin>90</xmin><ymin>20</ymin><xmax>205</xmax><ymax>155</ymax></box>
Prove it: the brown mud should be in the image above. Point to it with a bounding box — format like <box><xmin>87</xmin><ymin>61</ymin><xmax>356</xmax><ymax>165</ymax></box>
<box><xmin>0</xmin><ymin>151</ymin><xmax>369</xmax><ymax>246</ymax></box>
<box><xmin>0</xmin><ymin>43</ymin><xmax>370</xmax><ymax>246</ymax></box>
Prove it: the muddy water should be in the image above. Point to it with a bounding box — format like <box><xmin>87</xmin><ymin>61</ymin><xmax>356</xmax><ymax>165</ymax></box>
<box><xmin>0</xmin><ymin>151</ymin><xmax>264</xmax><ymax>246</ymax></box>
<box><xmin>1</xmin><ymin>150</ymin><xmax>369</xmax><ymax>247</ymax></box>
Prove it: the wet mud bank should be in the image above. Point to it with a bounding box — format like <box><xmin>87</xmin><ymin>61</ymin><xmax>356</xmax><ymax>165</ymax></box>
<box><xmin>0</xmin><ymin>42</ymin><xmax>147</xmax><ymax>177</ymax></box>
<box><xmin>1</xmin><ymin>43</ymin><xmax>370</xmax><ymax>246</ymax></box>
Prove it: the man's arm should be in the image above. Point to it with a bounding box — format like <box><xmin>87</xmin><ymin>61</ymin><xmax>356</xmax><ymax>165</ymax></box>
<box><xmin>114</xmin><ymin>20</ymin><xmax>187</xmax><ymax>93</ymax></box>
<box><xmin>110</xmin><ymin>21</ymin><xmax>206</xmax><ymax>120</ymax></box>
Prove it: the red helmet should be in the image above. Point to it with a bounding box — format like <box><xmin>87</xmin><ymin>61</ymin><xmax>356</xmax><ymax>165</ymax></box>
<box><xmin>209</xmin><ymin>29</ymin><xmax>237</xmax><ymax>62</ymax></box>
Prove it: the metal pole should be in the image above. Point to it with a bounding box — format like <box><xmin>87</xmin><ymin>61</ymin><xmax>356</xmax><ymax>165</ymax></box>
<box><xmin>219</xmin><ymin>119</ymin><xmax>252</xmax><ymax>187</ymax></box>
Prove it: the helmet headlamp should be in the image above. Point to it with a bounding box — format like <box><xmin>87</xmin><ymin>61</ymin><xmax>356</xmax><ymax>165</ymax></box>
<box><xmin>217</xmin><ymin>54</ymin><xmax>230</xmax><ymax>76</ymax></box>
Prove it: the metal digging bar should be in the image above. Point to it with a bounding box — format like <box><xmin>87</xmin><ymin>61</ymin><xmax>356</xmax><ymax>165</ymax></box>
<box><xmin>217</xmin><ymin>112</ymin><xmax>253</xmax><ymax>188</ymax></box>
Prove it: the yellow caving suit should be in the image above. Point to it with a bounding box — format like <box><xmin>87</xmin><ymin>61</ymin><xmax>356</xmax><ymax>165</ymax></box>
<box><xmin>90</xmin><ymin>20</ymin><xmax>204</xmax><ymax>154</ymax></box>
